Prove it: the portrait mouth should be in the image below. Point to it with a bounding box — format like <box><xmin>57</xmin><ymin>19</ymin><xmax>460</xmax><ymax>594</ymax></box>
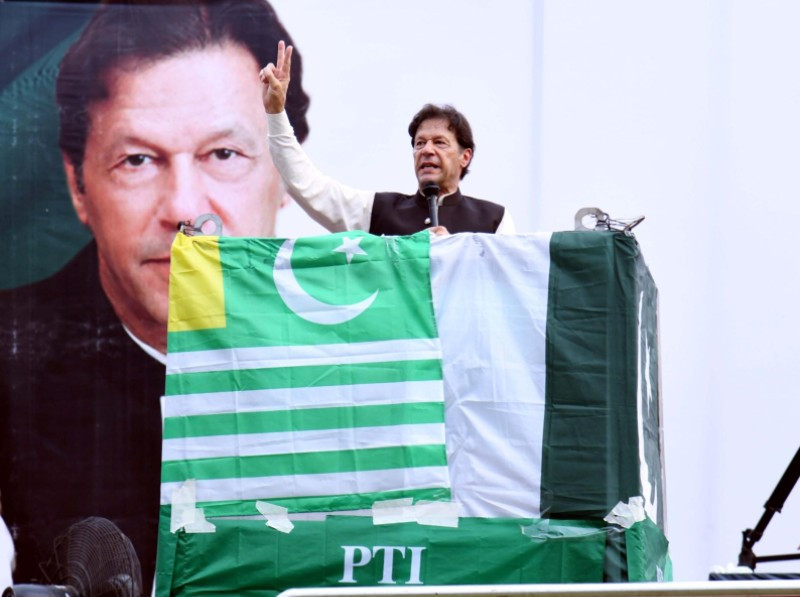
<box><xmin>419</xmin><ymin>161</ymin><xmax>440</xmax><ymax>174</ymax></box>
<box><xmin>143</xmin><ymin>256</ymin><xmax>172</xmax><ymax>278</ymax></box>
<box><xmin>144</xmin><ymin>256</ymin><xmax>171</xmax><ymax>265</ymax></box>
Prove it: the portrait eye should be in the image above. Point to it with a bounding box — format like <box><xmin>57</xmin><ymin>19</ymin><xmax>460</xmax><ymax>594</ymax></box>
<box><xmin>202</xmin><ymin>146</ymin><xmax>251</xmax><ymax>179</ymax></box>
<box><xmin>124</xmin><ymin>154</ymin><xmax>151</xmax><ymax>167</ymax></box>
<box><xmin>211</xmin><ymin>148</ymin><xmax>236</xmax><ymax>160</ymax></box>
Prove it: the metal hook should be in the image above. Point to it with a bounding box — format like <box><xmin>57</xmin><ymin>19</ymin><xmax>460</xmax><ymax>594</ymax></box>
<box><xmin>177</xmin><ymin>214</ymin><xmax>223</xmax><ymax>236</ymax></box>
<box><xmin>574</xmin><ymin>207</ymin><xmax>645</xmax><ymax>236</ymax></box>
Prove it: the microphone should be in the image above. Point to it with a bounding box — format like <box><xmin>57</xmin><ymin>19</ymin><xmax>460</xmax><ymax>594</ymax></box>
<box><xmin>422</xmin><ymin>183</ymin><xmax>440</xmax><ymax>228</ymax></box>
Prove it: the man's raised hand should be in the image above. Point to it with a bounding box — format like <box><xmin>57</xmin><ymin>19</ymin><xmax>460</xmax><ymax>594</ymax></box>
<box><xmin>260</xmin><ymin>40</ymin><xmax>292</xmax><ymax>114</ymax></box>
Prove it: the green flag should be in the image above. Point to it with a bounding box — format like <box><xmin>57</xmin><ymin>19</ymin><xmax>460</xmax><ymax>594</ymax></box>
<box><xmin>162</xmin><ymin>231</ymin><xmax>449</xmax><ymax>516</ymax></box>
<box><xmin>157</xmin><ymin>230</ymin><xmax>668</xmax><ymax>595</ymax></box>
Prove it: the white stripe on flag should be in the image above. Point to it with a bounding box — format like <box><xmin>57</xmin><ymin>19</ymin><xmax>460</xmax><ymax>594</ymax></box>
<box><xmin>160</xmin><ymin>465</ymin><xmax>450</xmax><ymax>506</ymax></box>
<box><xmin>162</xmin><ymin>423</ymin><xmax>446</xmax><ymax>462</ymax></box>
<box><xmin>166</xmin><ymin>338</ymin><xmax>442</xmax><ymax>375</ymax></box>
<box><xmin>162</xmin><ymin>380</ymin><xmax>443</xmax><ymax>418</ymax></box>
<box><xmin>430</xmin><ymin>233</ymin><xmax>551</xmax><ymax>519</ymax></box>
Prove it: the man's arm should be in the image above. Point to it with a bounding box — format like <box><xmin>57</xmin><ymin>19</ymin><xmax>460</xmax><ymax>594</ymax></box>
<box><xmin>261</xmin><ymin>42</ymin><xmax>374</xmax><ymax>232</ymax></box>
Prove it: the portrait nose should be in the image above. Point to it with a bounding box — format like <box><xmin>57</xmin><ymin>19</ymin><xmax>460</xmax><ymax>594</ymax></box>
<box><xmin>159</xmin><ymin>158</ymin><xmax>212</xmax><ymax>227</ymax></box>
<box><xmin>416</xmin><ymin>140</ymin><xmax>434</xmax><ymax>159</ymax></box>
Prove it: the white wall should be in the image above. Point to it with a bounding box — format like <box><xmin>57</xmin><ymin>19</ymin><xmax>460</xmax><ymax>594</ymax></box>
<box><xmin>538</xmin><ymin>0</ymin><xmax>800</xmax><ymax>581</ymax></box>
<box><xmin>271</xmin><ymin>0</ymin><xmax>800</xmax><ymax>582</ymax></box>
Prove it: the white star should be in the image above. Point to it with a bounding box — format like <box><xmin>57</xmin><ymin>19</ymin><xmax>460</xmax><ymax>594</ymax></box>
<box><xmin>333</xmin><ymin>236</ymin><xmax>368</xmax><ymax>264</ymax></box>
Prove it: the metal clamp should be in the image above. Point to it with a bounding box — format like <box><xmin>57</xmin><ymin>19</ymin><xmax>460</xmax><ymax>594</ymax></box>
<box><xmin>177</xmin><ymin>214</ymin><xmax>223</xmax><ymax>236</ymax></box>
<box><xmin>574</xmin><ymin>207</ymin><xmax>645</xmax><ymax>235</ymax></box>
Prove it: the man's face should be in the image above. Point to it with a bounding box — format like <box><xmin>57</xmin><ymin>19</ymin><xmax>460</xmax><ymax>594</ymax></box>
<box><xmin>64</xmin><ymin>42</ymin><xmax>284</xmax><ymax>351</ymax></box>
<box><xmin>413</xmin><ymin>118</ymin><xmax>472</xmax><ymax>196</ymax></box>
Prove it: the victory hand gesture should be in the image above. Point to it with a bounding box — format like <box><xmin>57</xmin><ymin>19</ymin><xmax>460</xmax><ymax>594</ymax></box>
<box><xmin>260</xmin><ymin>40</ymin><xmax>292</xmax><ymax>114</ymax></box>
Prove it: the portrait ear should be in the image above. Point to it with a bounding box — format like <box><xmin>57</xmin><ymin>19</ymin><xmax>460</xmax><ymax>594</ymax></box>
<box><xmin>63</xmin><ymin>155</ymin><xmax>89</xmax><ymax>226</ymax></box>
<box><xmin>460</xmin><ymin>147</ymin><xmax>473</xmax><ymax>170</ymax></box>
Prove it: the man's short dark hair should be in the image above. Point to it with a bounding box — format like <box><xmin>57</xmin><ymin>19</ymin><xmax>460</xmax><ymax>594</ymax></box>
<box><xmin>57</xmin><ymin>0</ymin><xmax>310</xmax><ymax>190</ymax></box>
<box><xmin>408</xmin><ymin>104</ymin><xmax>474</xmax><ymax>179</ymax></box>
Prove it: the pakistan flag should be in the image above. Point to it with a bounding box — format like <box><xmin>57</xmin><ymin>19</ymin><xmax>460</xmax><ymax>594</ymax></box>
<box><xmin>158</xmin><ymin>229</ymin><xmax>667</xmax><ymax>594</ymax></box>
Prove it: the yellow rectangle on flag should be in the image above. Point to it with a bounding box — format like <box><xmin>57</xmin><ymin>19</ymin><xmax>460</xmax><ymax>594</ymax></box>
<box><xmin>168</xmin><ymin>234</ymin><xmax>225</xmax><ymax>332</ymax></box>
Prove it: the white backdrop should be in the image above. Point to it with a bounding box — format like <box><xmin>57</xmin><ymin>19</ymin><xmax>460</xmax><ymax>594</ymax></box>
<box><xmin>270</xmin><ymin>0</ymin><xmax>800</xmax><ymax>583</ymax></box>
<box><xmin>536</xmin><ymin>0</ymin><xmax>800</xmax><ymax>582</ymax></box>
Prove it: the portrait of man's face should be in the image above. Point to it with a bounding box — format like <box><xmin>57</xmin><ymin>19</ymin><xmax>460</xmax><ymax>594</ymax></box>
<box><xmin>413</xmin><ymin>117</ymin><xmax>472</xmax><ymax>195</ymax></box>
<box><xmin>64</xmin><ymin>42</ymin><xmax>285</xmax><ymax>348</ymax></box>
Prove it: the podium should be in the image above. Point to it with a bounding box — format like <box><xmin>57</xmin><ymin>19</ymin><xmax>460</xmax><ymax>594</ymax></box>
<box><xmin>156</xmin><ymin>230</ymin><xmax>668</xmax><ymax>595</ymax></box>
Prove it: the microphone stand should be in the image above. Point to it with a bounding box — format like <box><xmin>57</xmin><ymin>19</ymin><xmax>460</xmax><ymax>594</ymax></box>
<box><xmin>738</xmin><ymin>445</ymin><xmax>800</xmax><ymax>569</ymax></box>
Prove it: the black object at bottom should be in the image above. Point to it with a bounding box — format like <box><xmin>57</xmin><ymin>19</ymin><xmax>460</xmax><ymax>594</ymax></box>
<box><xmin>3</xmin><ymin>517</ymin><xmax>142</xmax><ymax>597</ymax></box>
<box><xmin>710</xmin><ymin>572</ymin><xmax>800</xmax><ymax>581</ymax></box>
<box><xmin>3</xmin><ymin>586</ymin><xmax>75</xmax><ymax>597</ymax></box>
<box><xmin>738</xmin><ymin>446</ymin><xmax>800</xmax><ymax>569</ymax></box>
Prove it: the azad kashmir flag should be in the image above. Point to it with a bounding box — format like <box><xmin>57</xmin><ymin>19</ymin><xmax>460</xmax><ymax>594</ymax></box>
<box><xmin>155</xmin><ymin>230</ymin><xmax>669</xmax><ymax>595</ymax></box>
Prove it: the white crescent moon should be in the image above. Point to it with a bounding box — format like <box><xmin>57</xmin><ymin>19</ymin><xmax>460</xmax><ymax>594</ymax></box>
<box><xmin>273</xmin><ymin>239</ymin><xmax>379</xmax><ymax>325</ymax></box>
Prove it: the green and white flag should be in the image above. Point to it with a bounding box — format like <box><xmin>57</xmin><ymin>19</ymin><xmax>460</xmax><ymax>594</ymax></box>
<box><xmin>162</xmin><ymin>230</ymin><xmax>663</xmax><ymax>524</ymax></box>
<box><xmin>158</xmin><ymin>230</ymin><xmax>667</xmax><ymax>595</ymax></box>
<box><xmin>163</xmin><ymin>232</ymin><xmax>450</xmax><ymax>515</ymax></box>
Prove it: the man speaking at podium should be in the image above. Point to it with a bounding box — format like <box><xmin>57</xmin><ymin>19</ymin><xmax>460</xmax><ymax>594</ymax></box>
<box><xmin>261</xmin><ymin>42</ymin><xmax>515</xmax><ymax>236</ymax></box>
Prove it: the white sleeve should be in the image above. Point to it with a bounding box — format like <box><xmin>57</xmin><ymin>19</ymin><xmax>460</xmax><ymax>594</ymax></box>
<box><xmin>496</xmin><ymin>209</ymin><xmax>517</xmax><ymax>234</ymax></box>
<box><xmin>0</xmin><ymin>514</ymin><xmax>13</xmax><ymax>592</ymax></box>
<box><xmin>267</xmin><ymin>111</ymin><xmax>374</xmax><ymax>232</ymax></box>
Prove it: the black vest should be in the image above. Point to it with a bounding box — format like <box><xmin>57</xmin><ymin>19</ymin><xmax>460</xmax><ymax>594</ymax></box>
<box><xmin>369</xmin><ymin>190</ymin><xmax>505</xmax><ymax>235</ymax></box>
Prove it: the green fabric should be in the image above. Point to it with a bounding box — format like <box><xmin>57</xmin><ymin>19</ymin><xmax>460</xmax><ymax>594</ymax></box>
<box><xmin>167</xmin><ymin>232</ymin><xmax>436</xmax><ymax>353</ymax></box>
<box><xmin>603</xmin><ymin>526</ymin><xmax>628</xmax><ymax>582</ymax></box>
<box><xmin>637</xmin><ymin>249</ymin><xmax>666</xmax><ymax>529</ymax></box>
<box><xmin>156</xmin><ymin>514</ymin><xmax>618</xmax><ymax>596</ymax></box>
<box><xmin>196</xmin><ymin>488</ymin><xmax>451</xmax><ymax>519</ymax></box>
<box><xmin>626</xmin><ymin>518</ymin><xmax>672</xmax><ymax>582</ymax></box>
<box><xmin>161</xmin><ymin>444</ymin><xmax>448</xmax><ymax>484</ymax></box>
<box><xmin>0</xmin><ymin>3</ymin><xmax>94</xmax><ymax>289</ymax></box>
<box><xmin>156</xmin><ymin>230</ymin><xmax>670</xmax><ymax>594</ymax></box>
<box><xmin>163</xmin><ymin>400</ymin><xmax>445</xmax><ymax>439</ymax></box>
<box><xmin>542</xmin><ymin>232</ymin><xmax>660</xmax><ymax>520</ymax></box>
<box><xmin>162</xmin><ymin>232</ymin><xmax>449</xmax><ymax>516</ymax></box>
<box><xmin>165</xmin><ymin>359</ymin><xmax>442</xmax><ymax>397</ymax></box>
